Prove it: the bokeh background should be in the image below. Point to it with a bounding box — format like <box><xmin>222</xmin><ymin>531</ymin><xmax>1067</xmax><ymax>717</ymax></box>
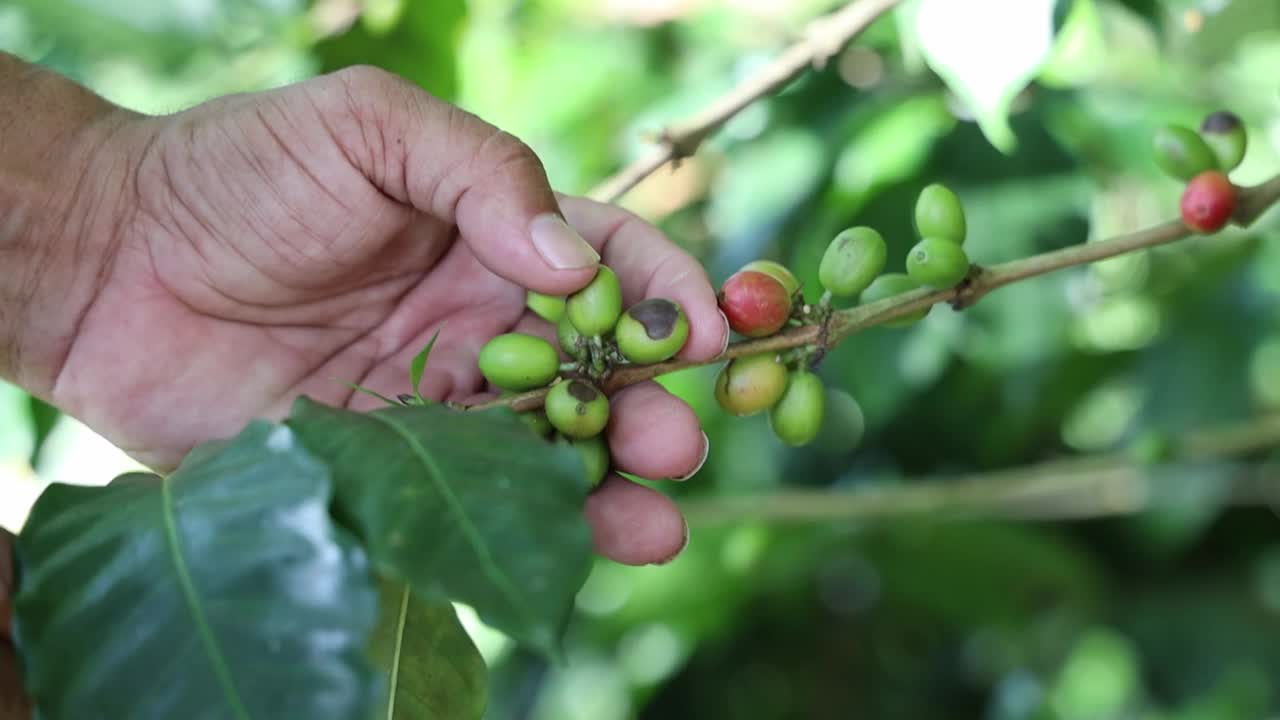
<box><xmin>4</xmin><ymin>0</ymin><xmax>1280</xmax><ymax>718</ymax></box>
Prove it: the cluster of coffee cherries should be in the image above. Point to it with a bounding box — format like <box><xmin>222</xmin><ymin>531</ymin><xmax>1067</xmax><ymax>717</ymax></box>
<box><xmin>713</xmin><ymin>183</ymin><xmax>972</xmax><ymax>445</ymax></box>
<box><xmin>477</xmin><ymin>268</ymin><xmax>691</xmax><ymax>489</ymax></box>
<box><xmin>1152</xmin><ymin>110</ymin><xmax>1249</xmax><ymax>233</ymax></box>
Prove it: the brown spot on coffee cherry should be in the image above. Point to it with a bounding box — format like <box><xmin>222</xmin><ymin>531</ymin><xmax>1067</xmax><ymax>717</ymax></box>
<box><xmin>627</xmin><ymin>299</ymin><xmax>680</xmax><ymax>340</ymax></box>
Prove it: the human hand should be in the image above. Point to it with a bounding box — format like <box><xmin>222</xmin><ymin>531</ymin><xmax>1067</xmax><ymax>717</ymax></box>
<box><xmin>22</xmin><ymin>65</ymin><xmax>727</xmax><ymax>566</ymax></box>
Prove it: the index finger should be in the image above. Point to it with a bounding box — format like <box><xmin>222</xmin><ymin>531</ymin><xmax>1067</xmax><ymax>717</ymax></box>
<box><xmin>557</xmin><ymin>196</ymin><xmax>728</xmax><ymax>361</ymax></box>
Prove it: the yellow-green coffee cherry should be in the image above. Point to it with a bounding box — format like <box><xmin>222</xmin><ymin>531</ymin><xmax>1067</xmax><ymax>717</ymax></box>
<box><xmin>714</xmin><ymin>353</ymin><xmax>788</xmax><ymax>416</ymax></box>
<box><xmin>478</xmin><ymin>333</ymin><xmax>559</xmax><ymax>391</ymax></box>
<box><xmin>566</xmin><ymin>265</ymin><xmax>622</xmax><ymax>337</ymax></box>
<box><xmin>768</xmin><ymin>370</ymin><xmax>825</xmax><ymax>447</ymax></box>
<box><xmin>814</xmin><ymin>388</ymin><xmax>865</xmax><ymax>454</ymax></box>
<box><xmin>615</xmin><ymin>299</ymin><xmax>690</xmax><ymax>364</ymax></box>
<box><xmin>526</xmin><ymin>291</ymin><xmax>565</xmax><ymax>323</ymax></box>
<box><xmin>819</xmin><ymin>227</ymin><xmax>886</xmax><ymax>298</ymax></box>
<box><xmin>558</xmin><ymin>315</ymin><xmax>586</xmax><ymax>360</ymax></box>
<box><xmin>859</xmin><ymin>273</ymin><xmax>928</xmax><ymax>327</ymax></box>
<box><xmin>545</xmin><ymin>379</ymin><xmax>610</xmax><ymax>438</ymax></box>
<box><xmin>1199</xmin><ymin>111</ymin><xmax>1247</xmax><ymax>172</ymax></box>
<box><xmin>741</xmin><ymin>260</ymin><xmax>801</xmax><ymax>296</ymax></box>
<box><xmin>567</xmin><ymin>434</ymin><xmax>610</xmax><ymax>489</ymax></box>
<box><xmin>914</xmin><ymin>184</ymin><xmax>966</xmax><ymax>244</ymax></box>
<box><xmin>1152</xmin><ymin>124</ymin><xmax>1218</xmax><ymax>180</ymax></box>
<box><xmin>905</xmin><ymin>238</ymin><xmax>970</xmax><ymax>289</ymax></box>
<box><xmin>520</xmin><ymin>410</ymin><xmax>553</xmax><ymax>438</ymax></box>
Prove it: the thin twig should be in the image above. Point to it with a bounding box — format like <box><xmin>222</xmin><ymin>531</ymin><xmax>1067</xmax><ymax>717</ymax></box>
<box><xmin>470</xmin><ymin>174</ymin><xmax>1280</xmax><ymax>413</ymax></box>
<box><xmin>679</xmin><ymin>414</ymin><xmax>1280</xmax><ymax>525</ymax></box>
<box><xmin>588</xmin><ymin>0</ymin><xmax>903</xmax><ymax>204</ymax></box>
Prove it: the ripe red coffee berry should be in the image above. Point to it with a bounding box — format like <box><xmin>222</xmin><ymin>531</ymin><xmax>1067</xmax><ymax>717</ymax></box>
<box><xmin>718</xmin><ymin>270</ymin><xmax>792</xmax><ymax>337</ymax></box>
<box><xmin>1180</xmin><ymin>171</ymin><xmax>1236</xmax><ymax>233</ymax></box>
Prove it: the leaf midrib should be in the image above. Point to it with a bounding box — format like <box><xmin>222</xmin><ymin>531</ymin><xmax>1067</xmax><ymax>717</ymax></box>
<box><xmin>368</xmin><ymin>413</ymin><xmax>538</xmax><ymax>636</ymax></box>
<box><xmin>161</xmin><ymin>475</ymin><xmax>251</xmax><ymax>720</ymax></box>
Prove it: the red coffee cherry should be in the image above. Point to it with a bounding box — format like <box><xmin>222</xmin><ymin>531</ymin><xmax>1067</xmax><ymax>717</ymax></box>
<box><xmin>717</xmin><ymin>270</ymin><xmax>792</xmax><ymax>337</ymax></box>
<box><xmin>1180</xmin><ymin>171</ymin><xmax>1236</xmax><ymax>233</ymax></box>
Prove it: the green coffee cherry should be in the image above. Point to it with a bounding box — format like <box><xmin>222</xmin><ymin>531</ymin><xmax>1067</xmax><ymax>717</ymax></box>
<box><xmin>520</xmin><ymin>410</ymin><xmax>554</xmax><ymax>438</ymax></box>
<box><xmin>741</xmin><ymin>260</ymin><xmax>801</xmax><ymax>297</ymax></box>
<box><xmin>545</xmin><ymin>379</ymin><xmax>610</xmax><ymax>439</ymax></box>
<box><xmin>914</xmin><ymin>184</ymin><xmax>966</xmax><ymax>244</ymax></box>
<box><xmin>905</xmin><ymin>237</ymin><xmax>970</xmax><ymax>289</ymax></box>
<box><xmin>859</xmin><ymin>273</ymin><xmax>928</xmax><ymax>327</ymax></box>
<box><xmin>526</xmin><ymin>291</ymin><xmax>565</xmax><ymax>323</ymax></box>
<box><xmin>1152</xmin><ymin>124</ymin><xmax>1218</xmax><ymax>180</ymax></box>
<box><xmin>1199</xmin><ymin>111</ymin><xmax>1247</xmax><ymax>172</ymax></box>
<box><xmin>819</xmin><ymin>227</ymin><xmax>886</xmax><ymax>298</ymax></box>
<box><xmin>566</xmin><ymin>265</ymin><xmax>623</xmax><ymax>337</ymax></box>
<box><xmin>558</xmin><ymin>315</ymin><xmax>586</xmax><ymax>360</ymax></box>
<box><xmin>567</xmin><ymin>434</ymin><xmax>610</xmax><ymax>489</ymax></box>
<box><xmin>478</xmin><ymin>333</ymin><xmax>559</xmax><ymax>391</ymax></box>
<box><xmin>615</xmin><ymin>299</ymin><xmax>690</xmax><ymax>364</ymax></box>
<box><xmin>768</xmin><ymin>370</ymin><xmax>825</xmax><ymax>447</ymax></box>
<box><xmin>714</xmin><ymin>353</ymin><xmax>788</xmax><ymax>416</ymax></box>
<box><xmin>814</xmin><ymin>389</ymin><xmax>865</xmax><ymax>454</ymax></box>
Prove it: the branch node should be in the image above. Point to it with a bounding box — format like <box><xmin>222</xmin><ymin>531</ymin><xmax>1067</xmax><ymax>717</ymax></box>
<box><xmin>949</xmin><ymin>264</ymin><xmax>988</xmax><ymax>311</ymax></box>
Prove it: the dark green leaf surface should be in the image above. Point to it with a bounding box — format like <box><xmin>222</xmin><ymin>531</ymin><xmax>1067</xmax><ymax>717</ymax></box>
<box><xmin>370</xmin><ymin>580</ymin><xmax>487</xmax><ymax>720</ymax></box>
<box><xmin>12</xmin><ymin>422</ymin><xmax>380</xmax><ymax>720</ymax></box>
<box><xmin>287</xmin><ymin>398</ymin><xmax>593</xmax><ymax>658</ymax></box>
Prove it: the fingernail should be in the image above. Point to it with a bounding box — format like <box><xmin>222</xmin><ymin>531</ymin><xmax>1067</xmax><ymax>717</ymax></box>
<box><xmin>652</xmin><ymin>522</ymin><xmax>690</xmax><ymax>566</ymax></box>
<box><xmin>530</xmin><ymin>213</ymin><xmax>600</xmax><ymax>270</ymax></box>
<box><xmin>718</xmin><ymin>311</ymin><xmax>731</xmax><ymax>354</ymax></box>
<box><xmin>673</xmin><ymin>431</ymin><xmax>709</xmax><ymax>482</ymax></box>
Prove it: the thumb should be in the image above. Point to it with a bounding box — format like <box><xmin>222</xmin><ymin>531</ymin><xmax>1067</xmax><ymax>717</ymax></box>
<box><xmin>321</xmin><ymin>66</ymin><xmax>600</xmax><ymax>296</ymax></box>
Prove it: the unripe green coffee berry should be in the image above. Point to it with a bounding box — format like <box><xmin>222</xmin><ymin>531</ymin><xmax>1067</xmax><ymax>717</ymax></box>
<box><xmin>859</xmin><ymin>273</ymin><xmax>928</xmax><ymax>327</ymax></box>
<box><xmin>819</xmin><ymin>226</ymin><xmax>886</xmax><ymax>298</ymax></box>
<box><xmin>545</xmin><ymin>379</ymin><xmax>610</xmax><ymax>439</ymax></box>
<box><xmin>566</xmin><ymin>265</ymin><xmax>622</xmax><ymax>337</ymax></box>
<box><xmin>1199</xmin><ymin>111</ymin><xmax>1247</xmax><ymax>172</ymax></box>
<box><xmin>478</xmin><ymin>333</ymin><xmax>560</xmax><ymax>391</ymax></box>
<box><xmin>741</xmin><ymin>260</ymin><xmax>801</xmax><ymax>297</ymax></box>
<box><xmin>615</xmin><ymin>298</ymin><xmax>690</xmax><ymax>364</ymax></box>
<box><xmin>714</xmin><ymin>353</ymin><xmax>788</xmax><ymax>416</ymax></box>
<box><xmin>1152</xmin><ymin>124</ymin><xmax>1218</xmax><ymax>180</ymax></box>
<box><xmin>814</xmin><ymin>388</ymin><xmax>865</xmax><ymax>454</ymax></box>
<box><xmin>914</xmin><ymin>184</ymin><xmax>966</xmax><ymax>244</ymax></box>
<box><xmin>906</xmin><ymin>237</ymin><xmax>970</xmax><ymax>289</ymax></box>
<box><xmin>768</xmin><ymin>370</ymin><xmax>825</xmax><ymax>447</ymax></box>
<box><xmin>526</xmin><ymin>291</ymin><xmax>565</xmax><ymax>323</ymax></box>
<box><xmin>558</xmin><ymin>315</ymin><xmax>586</xmax><ymax>360</ymax></box>
<box><xmin>566</xmin><ymin>434</ymin><xmax>610</xmax><ymax>489</ymax></box>
<box><xmin>520</xmin><ymin>410</ymin><xmax>553</xmax><ymax>438</ymax></box>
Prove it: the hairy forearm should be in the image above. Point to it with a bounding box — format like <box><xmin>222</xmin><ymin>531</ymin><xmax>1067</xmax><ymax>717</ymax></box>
<box><xmin>0</xmin><ymin>53</ymin><xmax>136</xmax><ymax>394</ymax></box>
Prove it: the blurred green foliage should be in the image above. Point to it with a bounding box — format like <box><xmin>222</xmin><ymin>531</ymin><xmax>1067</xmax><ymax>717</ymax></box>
<box><xmin>4</xmin><ymin>0</ymin><xmax>1280</xmax><ymax>717</ymax></box>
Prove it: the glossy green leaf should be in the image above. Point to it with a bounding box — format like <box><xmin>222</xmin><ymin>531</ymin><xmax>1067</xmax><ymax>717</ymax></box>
<box><xmin>12</xmin><ymin>422</ymin><xmax>380</xmax><ymax>720</ymax></box>
<box><xmin>371</xmin><ymin>580</ymin><xmax>487</xmax><ymax>720</ymax></box>
<box><xmin>286</xmin><ymin>398</ymin><xmax>593</xmax><ymax>658</ymax></box>
<box><xmin>410</xmin><ymin>331</ymin><xmax>440</xmax><ymax>404</ymax></box>
<box><xmin>316</xmin><ymin>0</ymin><xmax>467</xmax><ymax>100</ymax></box>
<box><xmin>913</xmin><ymin>0</ymin><xmax>1059</xmax><ymax>152</ymax></box>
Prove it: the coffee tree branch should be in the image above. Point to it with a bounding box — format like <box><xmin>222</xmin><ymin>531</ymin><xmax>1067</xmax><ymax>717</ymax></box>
<box><xmin>587</xmin><ymin>0</ymin><xmax>903</xmax><ymax>204</ymax></box>
<box><xmin>472</xmin><ymin>172</ymin><xmax>1280</xmax><ymax>413</ymax></box>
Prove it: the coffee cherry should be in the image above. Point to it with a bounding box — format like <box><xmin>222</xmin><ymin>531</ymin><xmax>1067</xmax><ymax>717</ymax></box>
<box><xmin>1199</xmin><ymin>111</ymin><xmax>1247</xmax><ymax>172</ymax></box>
<box><xmin>566</xmin><ymin>265</ymin><xmax>622</xmax><ymax>337</ymax></box>
<box><xmin>906</xmin><ymin>237</ymin><xmax>970</xmax><ymax>289</ymax></box>
<box><xmin>478</xmin><ymin>333</ymin><xmax>560</xmax><ymax>391</ymax></box>
<box><xmin>1180</xmin><ymin>170</ymin><xmax>1236</xmax><ymax>233</ymax></box>
<box><xmin>615</xmin><ymin>298</ymin><xmax>690</xmax><ymax>364</ymax></box>
<box><xmin>859</xmin><ymin>273</ymin><xmax>929</xmax><ymax>327</ymax></box>
<box><xmin>526</xmin><ymin>291</ymin><xmax>565</xmax><ymax>323</ymax></box>
<box><xmin>814</xmin><ymin>388</ymin><xmax>866</xmax><ymax>453</ymax></box>
<box><xmin>1152</xmin><ymin>124</ymin><xmax>1218</xmax><ymax>180</ymax></box>
<box><xmin>520</xmin><ymin>410</ymin><xmax>554</xmax><ymax>438</ymax></box>
<box><xmin>819</xmin><ymin>226</ymin><xmax>886</xmax><ymax>298</ymax></box>
<box><xmin>741</xmin><ymin>260</ymin><xmax>801</xmax><ymax>297</ymax></box>
<box><xmin>545</xmin><ymin>379</ymin><xmax>610</xmax><ymax>439</ymax></box>
<box><xmin>914</xmin><ymin>184</ymin><xmax>967</xmax><ymax>244</ymax></box>
<box><xmin>718</xmin><ymin>270</ymin><xmax>792</xmax><ymax>337</ymax></box>
<box><xmin>714</xmin><ymin>353</ymin><xmax>788</xmax><ymax>416</ymax></box>
<box><xmin>566</xmin><ymin>434</ymin><xmax>609</xmax><ymax>489</ymax></box>
<box><xmin>768</xmin><ymin>370</ymin><xmax>825</xmax><ymax>447</ymax></box>
<box><xmin>558</xmin><ymin>315</ymin><xmax>587</xmax><ymax>360</ymax></box>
